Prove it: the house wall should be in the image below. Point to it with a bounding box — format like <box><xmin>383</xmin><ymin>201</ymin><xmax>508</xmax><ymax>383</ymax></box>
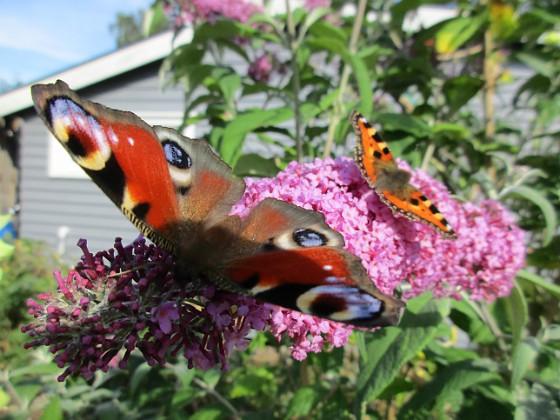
<box><xmin>19</xmin><ymin>62</ymin><xmax>186</xmax><ymax>260</ymax></box>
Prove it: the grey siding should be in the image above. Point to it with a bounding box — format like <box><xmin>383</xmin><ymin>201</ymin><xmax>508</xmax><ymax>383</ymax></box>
<box><xmin>20</xmin><ymin>63</ymin><xmax>185</xmax><ymax>260</ymax></box>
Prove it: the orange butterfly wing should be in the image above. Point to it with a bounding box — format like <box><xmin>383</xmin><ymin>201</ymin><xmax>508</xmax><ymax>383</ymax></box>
<box><xmin>351</xmin><ymin>110</ymin><xmax>457</xmax><ymax>239</ymax></box>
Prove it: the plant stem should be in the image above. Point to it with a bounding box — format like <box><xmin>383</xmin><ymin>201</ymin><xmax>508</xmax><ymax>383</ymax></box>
<box><xmin>285</xmin><ymin>0</ymin><xmax>303</xmax><ymax>161</ymax></box>
<box><xmin>193</xmin><ymin>377</ymin><xmax>241</xmax><ymax>419</ymax></box>
<box><xmin>482</xmin><ymin>21</ymin><xmax>496</xmax><ymax>180</ymax></box>
<box><xmin>323</xmin><ymin>0</ymin><xmax>367</xmax><ymax>158</ymax></box>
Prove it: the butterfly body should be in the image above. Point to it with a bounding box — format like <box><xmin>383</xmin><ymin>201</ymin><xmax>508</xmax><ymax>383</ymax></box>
<box><xmin>351</xmin><ymin>110</ymin><xmax>457</xmax><ymax>239</ymax></box>
<box><xmin>32</xmin><ymin>81</ymin><xmax>404</xmax><ymax>328</ymax></box>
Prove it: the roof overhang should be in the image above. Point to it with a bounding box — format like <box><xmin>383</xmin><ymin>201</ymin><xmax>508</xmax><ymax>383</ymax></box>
<box><xmin>0</xmin><ymin>28</ymin><xmax>192</xmax><ymax>117</ymax></box>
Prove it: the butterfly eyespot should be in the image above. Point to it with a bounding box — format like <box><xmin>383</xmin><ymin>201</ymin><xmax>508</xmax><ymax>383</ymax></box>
<box><xmin>292</xmin><ymin>228</ymin><xmax>328</xmax><ymax>247</ymax></box>
<box><xmin>161</xmin><ymin>140</ymin><xmax>192</xmax><ymax>169</ymax></box>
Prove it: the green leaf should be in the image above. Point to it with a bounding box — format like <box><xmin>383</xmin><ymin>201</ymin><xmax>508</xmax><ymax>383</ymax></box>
<box><xmin>305</xmin><ymin>36</ymin><xmax>372</xmax><ymax>115</ymax></box>
<box><xmin>513</xmin><ymin>74</ymin><xmax>551</xmax><ymax>106</ymax></box>
<box><xmin>188</xmin><ymin>405</ymin><xmax>228</xmax><ymax>420</ymax></box>
<box><xmin>355</xmin><ymin>293</ymin><xmax>450</xmax><ymax>410</ymax></box>
<box><xmin>192</xmin><ymin>20</ymin><xmax>244</xmax><ymax>43</ymax></box>
<box><xmin>0</xmin><ymin>388</ymin><xmax>9</xmax><ymax>408</ymax></box>
<box><xmin>435</xmin><ymin>15</ymin><xmax>486</xmax><ymax>54</ymax></box>
<box><xmin>218</xmin><ymin>73</ymin><xmax>241</xmax><ymax>107</ymax></box>
<box><xmin>374</xmin><ymin>113</ymin><xmax>431</xmax><ymax>138</ymax></box>
<box><xmin>229</xmin><ymin>368</ymin><xmax>275</xmax><ymax>398</ymax></box>
<box><xmin>517</xmin><ymin>383</ymin><xmax>560</xmax><ymax>420</ymax></box>
<box><xmin>443</xmin><ymin>76</ymin><xmax>484</xmax><ymax>115</ymax></box>
<box><xmin>511</xmin><ymin>337</ymin><xmax>539</xmax><ymax>389</ymax></box>
<box><xmin>219</xmin><ymin>107</ymin><xmax>294</xmax><ymax>166</ymax></box>
<box><xmin>505</xmin><ymin>279</ymin><xmax>529</xmax><ymax>351</ymax></box>
<box><xmin>129</xmin><ymin>363</ymin><xmax>151</xmax><ymax>400</ymax></box>
<box><xmin>40</xmin><ymin>396</ymin><xmax>63</xmax><ymax>420</ymax></box>
<box><xmin>233</xmin><ymin>153</ymin><xmax>279</xmax><ymax>177</ymax></box>
<box><xmin>298</xmin><ymin>7</ymin><xmax>331</xmax><ymax>44</ymax></box>
<box><xmin>517</xmin><ymin>269</ymin><xmax>560</xmax><ymax>299</ymax></box>
<box><xmin>349</xmin><ymin>55</ymin><xmax>373</xmax><ymax>116</ymax></box>
<box><xmin>516</xmin><ymin>52</ymin><xmax>556</xmax><ymax>78</ymax></box>
<box><xmin>286</xmin><ymin>386</ymin><xmax>324</xmax><ymax>417</ymax></box>
<box><xmin>0</xmin><ymin>239</ymin><xmax>14</xmax><ymax>260</ymax></box>
<box><xmin>308</xmin><ymin>20</ymin><xmax>347</xmax><ymax>45</ymax></box>
<box><xmin>500</xmin><ymin>185</ymin><xmax>557</xmax><ymax>246</ymax></box>
<box><xmin>401</xmin><ymin>359</ymin><xmax>502</xmax><ymax>417</ymax></box>
<box><xmin>450</xmin><ymin>300</ymin><xmax>495</xmax><ymax>345</ymax></box>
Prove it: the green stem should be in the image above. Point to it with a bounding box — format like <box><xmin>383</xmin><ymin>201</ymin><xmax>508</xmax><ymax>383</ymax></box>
<box><xmin>420</xmin><ymin>142</ymin><xmax>436</xmax><ymax>171</ymax></box>
<box><xmin>193</xmin><ymin>377</ymin><xmax>241</xmax><ymax>419</ymax></box>
<box><xmin>323</xmin><ymin>0</ymin><xmax>367</xmax><ymax>158</ymax></box>
<box><xmin>285</xmin><ymin>0</ymin><xmax>303</xmax><ymax>161</ymax></box>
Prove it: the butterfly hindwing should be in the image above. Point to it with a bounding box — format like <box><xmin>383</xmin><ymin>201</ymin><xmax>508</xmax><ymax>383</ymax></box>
<box><xmin>225</xmin><ymin>247</ymin><xmax>404</xmax><ymax>327</ymax></box>
<box><xmin>350</xmin><ymin>110</ymin><xmax>457</xmax><ymax>239</ymax></box>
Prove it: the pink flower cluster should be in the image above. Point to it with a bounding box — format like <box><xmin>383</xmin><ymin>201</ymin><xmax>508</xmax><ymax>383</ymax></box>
<box><xmin>304</xmin><ymin>0</ymin><xmax>331</xmax><ymax>10</ymax></box>
<box><xmin>235</xmin><ymin>157</ymin><xmax>526</xmax><ymax>302</ymax></box>
<box><xmin>22</xmin><ymin>157</ymin><xmax>525</xmax><ymax>377</ymax></box>
<box><xmin>248</xmin><ymin>54</ymin><xmax>274</xmax><ymax>83</ymax></box>
<box><xmin>164</xmin><ymin>0</ymin><xmax>262</xmax><ymax>26</ymax></box>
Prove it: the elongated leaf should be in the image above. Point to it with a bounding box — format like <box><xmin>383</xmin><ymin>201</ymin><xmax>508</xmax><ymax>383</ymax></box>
<box><xmin>287</xmin><ymin>386</ymin><xmax>325</xmax><ymax>417</ymax></box>
<box><xmin>305</xmin><ymin>36</ymin><xmax>372</xmax><ymax>115</ymax></box>
<box><xmin>511</xmin><ymin>337</ymin><xmax>539</xmax><ymax>389</ymax></box>
<box><xmin>517</xmin><ymin>383</ymin><xmax>560</xmax><ymax>420</ymax></box>
<box><xmin>505</xmin><ymin>279</ymin><xmax>528</xmax><ymax>351</ymax></box>
<box><xmin>233</xmin><ymin>153</ymin><xmax>280</xmax><ymax>177</ymax></box>
<box><xmin>435</xmin><ymin>15</ymin><xmax>486</xmax><ymax>54</ymax></box>
<box><xmin>443</xmin><ymin>75</ymin><xmax>484</xmax><ymax>115</ymax></box>
<box><xmin>500</xmin><ymin>185</ymin><xmax>557</xmax><ymax>246</ymax></box>
<box><xmin>298</xmin><ymin>7</ymin><xmax>331</xmax><ymax>44</ymax></box>
<box><xmin>219</xmin><ymin>107</ymin><xmax>294</xmax><ymax>166</ymax></box>
<box><xmin>218</xmin><ymin>73</ymin><xmax>241</xmax><ymax>107</ymax></box>
<box><xmin>40</xmin><ymin>396</ymin><xmax>63</xmax><ymax>420</ymax></box>
<box><xmin>400</xmin><ymin>359</ymin><xmax>502</xmax><ymax>416</ymax></box>
<box><xmin>355</xmin><ymin>293</ymin><xmax>450</xmax><ymax>411</ymax></box>
<box><xmin>516</xmin><ymin>52</ymin><xmax>556</xmax><ymax>78</ymax></box>
<box><xmin>374</xmin><ymin>113</ymin><xmax>431</xmax><ymax>138</ymax></box>
<box><xmin>517</xmin><ymin>269</ymin><xmax>560</xmax><ymax>298</ymax></box>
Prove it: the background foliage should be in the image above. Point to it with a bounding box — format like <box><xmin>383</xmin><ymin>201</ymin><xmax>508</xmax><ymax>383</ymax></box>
<box><xmin>2</xmin><ymin>0</ymin><xmax>559</xmax><ymax>418</ymax></box>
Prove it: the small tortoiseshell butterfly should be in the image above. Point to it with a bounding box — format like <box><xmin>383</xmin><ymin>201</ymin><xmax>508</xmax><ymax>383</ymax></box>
<box><xmin>350</xmin><ymin>110</ymin><xmax>457</xmax><ymax>239</ymax></box>
<box><xmin>30</xmin><ymin>80</ymin><xmax>405</xmax><ymax>328</ymax></box>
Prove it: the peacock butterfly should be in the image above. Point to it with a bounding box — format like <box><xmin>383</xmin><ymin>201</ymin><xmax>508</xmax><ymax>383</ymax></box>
<box><xmin>31</xmin><ymin>81</ymin><xmax>404</xmax><ymax>327</ymax></box>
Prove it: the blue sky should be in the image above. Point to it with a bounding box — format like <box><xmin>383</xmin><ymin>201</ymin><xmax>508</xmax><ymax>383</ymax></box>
<box><xmin>0</xmin><ymin>0</ymin><xmax>153</xmax><ymax>88</ymax></box>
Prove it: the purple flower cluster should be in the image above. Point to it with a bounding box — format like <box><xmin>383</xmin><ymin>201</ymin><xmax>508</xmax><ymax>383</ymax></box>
<box><xmin>23</xmin><ymin>157</ymin><xmax>525</xmax><ymax>377</ymax></box>
<box><xmin>164</xmin><ymin>0</ymin><xmax>262</xmax><ymax>26</ymax></box>
<box><xmin>22</xmin><ymin>238</ymin><xmax>270</xmax><ymax>381</ymax></box>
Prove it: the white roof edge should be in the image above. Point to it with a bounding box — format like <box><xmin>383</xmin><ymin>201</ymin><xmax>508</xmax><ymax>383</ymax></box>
<box><xmin>0</xmin><ymin>28</ymin><xmax>193</xmax><ymax>118</ymax></box>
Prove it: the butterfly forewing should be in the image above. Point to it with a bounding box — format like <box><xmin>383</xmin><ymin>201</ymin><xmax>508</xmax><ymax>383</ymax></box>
<box><xmin>31</xmin><ymin>81</ymin><xmax>181</xmax><ymax>252</ymax></box>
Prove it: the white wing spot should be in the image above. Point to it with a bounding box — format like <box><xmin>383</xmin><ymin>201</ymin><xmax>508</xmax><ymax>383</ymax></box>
<box><xmin>323</xmin><ymin>265</ymin><xmax>332</xmax><ymax>271</ymax></box>
<box><xmin>128</xmin><ymin>137</ymin><xmax>135</xmax><ymax>146</ymax></box>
